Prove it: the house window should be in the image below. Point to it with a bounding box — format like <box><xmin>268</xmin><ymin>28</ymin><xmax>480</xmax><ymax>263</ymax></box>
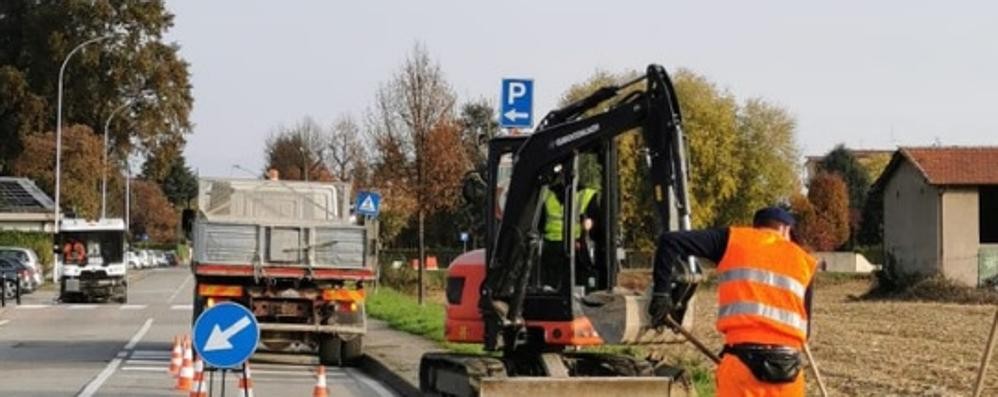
<box><xmin>981</xmin><ymin>186</ymin><xmax>998</xmax><ymax>244</ymax></box>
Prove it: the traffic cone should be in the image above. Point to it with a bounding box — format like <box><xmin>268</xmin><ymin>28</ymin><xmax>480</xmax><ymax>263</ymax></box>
<box><xmin>189</xmin><ymin>358</ymin><xmax>207</xmax><ymax>397</ymax></box>
<box><xmin>312</xmin><ymin>365</ymin><xmax>328</xmax><ymax>397</ymax></box>
<box><xmin>168</xmin><ymin>335</ymin><xmax>183</xmax><ymax>376</ymax></box>
<box><xmin>174</xmin><ymin>339</ymin><xmax>194</xmax><ymax>391</ymax></box>
<box><xmin>238</xmin><ymin>363</ymin><xmax>254</xmax><ymax>397</ymax></box>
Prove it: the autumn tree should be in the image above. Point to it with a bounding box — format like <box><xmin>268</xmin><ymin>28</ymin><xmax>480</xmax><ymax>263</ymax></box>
<box><xmin>819</xmin><ymin>145</ymin><xmax>871</xmax><ymax>248</ymax></box>
<box><xmin>13</xmin><ymin>125</ymin><xmax>102</xmax><ymax>219</ymax></box>
<box><xmin>803</xmin><ymin>172</ymin><xmax>850</xmax><ymax>251</ymax></box>
<box><xmin>129</xmin><ymin>179</ymin><xmax>177</xmax><ymax>243</ymax></box>
<box><xmin>264</xmin><ymin>117</ymin><xmax>332</xmax><ymax>181</ymax></box>
<box><xmin>326</xmin><ymin>115</ymin><xmax>367</xmax><ymax>183</ymax></box>
<box><xmin>454</xmin><ymin>100</ymin><xmax>500</xmax><ymax>248</ymax></box>
<box><xmin>0</xmin><ymin>1</ymin><xmax>194</xmax><ymax>176</ymax></box>
<box><xmin>366</xmin><ymin>43</ymin><xmax>463</xmax><ymax>303</ymax></box>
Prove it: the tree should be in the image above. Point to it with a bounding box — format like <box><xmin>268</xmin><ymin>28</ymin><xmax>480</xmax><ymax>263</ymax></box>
<box><xmin>13</xmin><ymin>124</ymin><xmax>102</xmax><ymax>219</ymax></box>
<box><xmin>264</xmin><ymin>117</ymin><xmax>332</xmax><ymax>181</ymax></box>
<box><xmin>819</xmin><ymin>144</ymin><xmax>872</xmax><ymax>248</ymax></box>
<box><xmin>805</xmin><ymin>172</ymin><xmax>850</xmax><ymax>251</ymax></box>
<box><xmin>455</xmin><ymin>100</ymin><xmax>500</xmax><ymax>248</ymax></box>
<box><xmin>160</xmin><ymin>156</ymin><xmax>197</xmax><ymax>208</ymax></box>
<box><xmin>326</xmin><ymin>115</ymin><xmax>366</xmax><ymax>183</ymax></box>
<box><xmin>366</xmin><ymin>43</ymin><xmax>460</xmax><ymax>303</ymax></box>
<box><xmin>672</xmin><ymin>69</ymin><xmax>742</xmax><ymax>228</ymax></box>
<box><xmin>0</xmin><ymin>1</ymin><xmax>194</xmax><ymax>175</ymax></box>
<box><xmin>129</xmin><ymin>179</ymin><xmax>176</xmax><ymax>243</ymax></box>
<box><xmin>715</xmin><ymin>98</ymin><xmax>800</xmax><ymax>226</ymax></box>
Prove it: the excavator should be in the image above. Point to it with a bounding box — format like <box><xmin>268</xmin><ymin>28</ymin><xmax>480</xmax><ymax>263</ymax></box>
<box><xmin>419</xmin><ymin>64</ymin><xmax>703</xmax><ymax>396</ymax></box>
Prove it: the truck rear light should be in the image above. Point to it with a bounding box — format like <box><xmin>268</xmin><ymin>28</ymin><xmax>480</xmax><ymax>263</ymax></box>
<box><xmin>322</xmin><ymin>288</ymin><xmax>365</xmax><ymax>302</ymax></box>
<box><xmin>336</xmin><ymin>301</ymin><xmax>359</xmax><ymax>312</ymax></box>
<box><xmin>198</xmin><ymin>284</ymin><xmax>243</xmax><ymax>298</ymax></box>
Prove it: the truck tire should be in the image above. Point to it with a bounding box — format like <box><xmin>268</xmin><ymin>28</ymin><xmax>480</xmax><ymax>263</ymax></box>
<box><xmin>340</xmin><ymin>336</ymin><xmax>363</xmax><ymax>365</ymax></box>
<box><xmin>319</xmin><ymin>334</ymin><xmax>342</xmax><ymax>366</ymax></box>
<box><xmin>113</xmin><ymin>285</ymin><xmax>128</xmax><ymax>304</ymax></box>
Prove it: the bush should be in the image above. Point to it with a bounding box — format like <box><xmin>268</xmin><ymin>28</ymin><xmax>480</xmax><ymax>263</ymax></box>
<box><xmin>865</xmin><ymin>253</ymin><xmax>998</xmax><ymax>304</ymax></box>
<box><xmin>0</xmin><ymin>231</ymin><xmax>54</xmax><ymax>275</ymax></box>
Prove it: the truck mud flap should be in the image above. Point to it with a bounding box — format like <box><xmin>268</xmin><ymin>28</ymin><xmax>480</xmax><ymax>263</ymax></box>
<box><xmin>479</xmin><ymin>377</ymin><xmax>694</xmax><ymax>397</ymax></box>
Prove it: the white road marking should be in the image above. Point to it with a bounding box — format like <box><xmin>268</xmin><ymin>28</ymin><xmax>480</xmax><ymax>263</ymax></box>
<box><xmin>169</xmin><ymin>274</ymin><xmax>192</xmax><ymax>303</ymax></box>
<box><xmin>77</xmin><ymin>356</ymin><xmax>123</xmax><ymax>397</ymax></box>
<box><xmin>67</xmin><ymin>305</ymin><xmax>97</xmax><ymax>310</ymax></box>
<box><xmin>16</xmin><ymin>304</ymin><xmax>48</xmax><ymax>309</ymax></box>
<box><xmin>123</xmin><ymin>359</ymin><xmax>166</xmax><ymax>366</ymax></box>
<box><xmin>170</xmin><ymin>304</ymin><xmax>192</xmax><ymax>310</ymax></box>
<box><xmin>120</xmin><ymin>366</ymin><xmax>163</xmax><ymax>372</ymax></box>
<box><xmin>131</xmin><ymin>350</ymin><xmax>171</xmax><ymax>357</ymax></box>
<box><xmin>124</xmin><ymin>318</ymin><xmax>153</xmax><ymax>350</ymax></box>
<box><xmin>118</xmin><ymin>304</ymin><xmax>147</xmax><ymax>310</ymax></box>
<box><xmin>78</xmin><ymin>318</ymin><xmax>153</xmax><ymax>397</ymax></box>
<box><xmin>0</xmin><ymin>320</ymin><xmax>9</xmax><ymax>326</ymax></box>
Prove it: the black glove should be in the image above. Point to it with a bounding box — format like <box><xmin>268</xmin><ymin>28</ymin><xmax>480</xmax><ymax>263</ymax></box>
<box><xmin>648</xmin><ymin>293</ymin><xmax>675</xmax><ymax>329</ymax></box>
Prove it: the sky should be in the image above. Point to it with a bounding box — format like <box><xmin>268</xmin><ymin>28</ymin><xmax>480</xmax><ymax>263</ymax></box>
<box><xmin>164</xmin><ymin>1</ymin><xmax>998</xmax><ymax>177</ymax></box>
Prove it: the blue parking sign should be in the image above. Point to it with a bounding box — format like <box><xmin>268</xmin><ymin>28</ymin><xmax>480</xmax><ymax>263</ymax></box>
<box><xmin>500</xmin><ymin>79</ymin><xmax>533</xmax><ymax>128</ymax></box>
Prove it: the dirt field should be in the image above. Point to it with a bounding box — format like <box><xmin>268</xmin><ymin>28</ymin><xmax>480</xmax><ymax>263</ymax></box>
<box><xmin>629</xmin><ymin>272</ymin><xmax>998</xmax><ymax>396</ymax></box>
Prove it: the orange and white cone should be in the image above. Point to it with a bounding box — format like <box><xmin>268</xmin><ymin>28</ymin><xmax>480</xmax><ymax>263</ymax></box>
<box><xmin>238</xmin><ymin>363</ymin><xmax>254</xmax><ymax>397</ymax></box>
<box><xmin>189</xmin><ymin>358</ymin><xmax>207</xmax><ymax>397</ymax></box>
<box><xmin>174</xmin><ymin>339</ymin><xmax>194</xmax><ymax>391</ymax></box>
<box><xmin>168</xmin><ymin>335</ymin><xmax>183</xmax><ymax>376</ymax></box>
<box><xmin>313</xmin><ymin>365</ymin><xmax>328</xmax><ymax>397</ymax></box>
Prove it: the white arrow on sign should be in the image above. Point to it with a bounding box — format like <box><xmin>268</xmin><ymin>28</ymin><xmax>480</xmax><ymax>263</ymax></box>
<box><xmin>504</xmin><ymin>109</ymin><xmax>529</xmax><ymax>122</ymax></box>
<box><xmin>204</xmin><ymin>316</ymin><xmax>252</xmax><ymax>352</ymax></box>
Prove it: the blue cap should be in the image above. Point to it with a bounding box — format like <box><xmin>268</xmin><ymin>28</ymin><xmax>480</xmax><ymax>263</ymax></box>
<box><xmin>753</xmin><ymin>206</ymin><xmax>795</xmax><ymax>227</ymax></box>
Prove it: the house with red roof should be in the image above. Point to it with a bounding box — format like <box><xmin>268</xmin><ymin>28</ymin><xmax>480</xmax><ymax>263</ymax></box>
<box><xmin>874</xmin><ymin>147</ymin><xmax>998</xmax><ymax>286</ymax></box>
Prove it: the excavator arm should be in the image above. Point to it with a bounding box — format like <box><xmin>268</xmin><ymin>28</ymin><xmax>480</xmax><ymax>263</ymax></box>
<box><xmin>480</xmin><ymin>64</ymin><xmax>698</xmax><ymax>351</ymax></box>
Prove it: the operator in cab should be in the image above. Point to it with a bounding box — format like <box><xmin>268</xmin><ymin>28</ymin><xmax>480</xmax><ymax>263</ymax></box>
<box><xmin>538</xmin><ymin>179</ymin><xmax>603</xmax><ymax>291</ymax></box>
<box><xmin>648</xmin><ymin>207</ymin><xmax>817</xmax><ymax>397</ymax></box>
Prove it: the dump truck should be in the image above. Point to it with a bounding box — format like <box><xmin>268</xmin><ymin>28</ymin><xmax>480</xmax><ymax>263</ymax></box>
<box><xmin>419</xmin><ymin>64</ymin><xmax>702</xmax><ymax>396</ymax></box>
<box><xmin>56</xmin><ymin>218</ymin><xmax>128</xmax><ymax>303</ymax></box>
<box><xmin>185</xmin><ymin>177</ymin><xmax>378</xmax><ymax>365</ymax></box>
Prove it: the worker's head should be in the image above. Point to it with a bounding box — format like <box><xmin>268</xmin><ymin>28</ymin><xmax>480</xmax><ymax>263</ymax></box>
<box><xmin>752</xmin><ymin>206</ymin><xmax>795</xmax><ymax>240</ymax></box>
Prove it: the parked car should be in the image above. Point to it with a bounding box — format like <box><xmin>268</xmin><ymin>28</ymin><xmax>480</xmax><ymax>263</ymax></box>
<box><xmin>153</xmin><ymin>251</ymin><xmax>169</xmax><ymax>267</ymax></box>
<box><xmin>128</xmin><ymin>250</ymin><xmax>151</xmax><ymax>269</ymax></box>
<box><xmin>0</xmin><ymin>257</ymin><xmax>33</xmax><ymax>296</ymax></box>
<box><xmin>0</xmin><ymin>247</ymin><xmax>43</xmax><ymax>287</ymax></box>
<box><xmin>164</xmin><ymin>252</ymin><xmax>179</xmax><ymax>267</ymax></box>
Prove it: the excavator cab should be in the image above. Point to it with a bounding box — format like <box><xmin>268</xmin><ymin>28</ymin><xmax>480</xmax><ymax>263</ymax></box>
<box><xmin>422</xmin><ymin>65</ymin><xmax>701</xmax><ymax>397</ymax></box>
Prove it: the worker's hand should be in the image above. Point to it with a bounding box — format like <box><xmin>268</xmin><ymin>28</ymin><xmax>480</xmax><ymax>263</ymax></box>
<box><xmin>648</xmin><ymin>293</ymin><xmax>676</xmax><ymax>330</ymax></box>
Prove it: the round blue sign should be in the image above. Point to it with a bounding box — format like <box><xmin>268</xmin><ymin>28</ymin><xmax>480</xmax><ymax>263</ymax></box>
<box><xmin>192</xmin><ymin>302</ymin><xmax>260</xmax><ymax>368</ymax></box>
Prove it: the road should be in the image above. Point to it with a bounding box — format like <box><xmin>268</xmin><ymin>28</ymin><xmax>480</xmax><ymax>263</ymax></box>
<box><xmin>0</xmin><ymin>266</ymin><xmax>398</xmax><ymax>397</ymax></box>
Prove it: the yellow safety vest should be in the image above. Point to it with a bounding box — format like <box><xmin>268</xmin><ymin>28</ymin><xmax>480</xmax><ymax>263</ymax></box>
<box><xmin>543</xmin><ymin>188</ymin><xmax>598</xmax><ymax>242</ymax></box>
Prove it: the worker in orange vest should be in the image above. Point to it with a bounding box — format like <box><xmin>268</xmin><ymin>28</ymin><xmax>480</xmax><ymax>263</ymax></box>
<box><xmin>648</xmin><ymin>207</ymin><xmax>817</xmax><ymax>397</ymax></box>
<box><xmin>63</xmin><ymin>240</ymin><xmax>87</xmax><ymax>264</ymax></box>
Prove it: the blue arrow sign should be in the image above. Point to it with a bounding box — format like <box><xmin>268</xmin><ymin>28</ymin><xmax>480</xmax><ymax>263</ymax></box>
<box><xmin>500</xmin><ymin>78</ymin><xmax>533</xmax><ymax>128</ymax></box>
<box><xmin>193</xmin><ymin>302</ymin><xmax>260</xmax><ymax>368</ymax></box>
<box><xmin>355</xmin><ymin>191</ymin><xmax>381</xmax><ymax>218</ymax></box>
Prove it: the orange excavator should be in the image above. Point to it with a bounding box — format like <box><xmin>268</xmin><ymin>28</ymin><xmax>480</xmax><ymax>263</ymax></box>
<box><xmin>419</xmin><ymin>64</ymin><xmax>703</xmax><ymax>396</ymax></box>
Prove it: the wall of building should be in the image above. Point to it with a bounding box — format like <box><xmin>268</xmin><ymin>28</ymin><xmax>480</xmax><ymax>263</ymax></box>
<box><xmin>884</xmin><ymin>161</ymin><xmax>940</xmax><ymax>276</ymax></box>
<box><xmin>939</xmin><ymin>188</ymin><xmax>980</xmax><ymax>286</ymax></box>
<box><xmin>815</xmin><ymin>252</ymin><xmax>877</xmax><ymax>273</ymax></box>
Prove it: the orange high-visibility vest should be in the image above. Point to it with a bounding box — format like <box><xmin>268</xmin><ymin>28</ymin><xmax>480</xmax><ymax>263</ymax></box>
<box><xmin>716</xmin><ymin>227</ymin><xmax>817</xmax><ymax>349</ymax></box>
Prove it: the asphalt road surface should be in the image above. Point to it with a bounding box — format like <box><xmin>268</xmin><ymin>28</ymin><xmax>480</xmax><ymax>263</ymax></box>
<box><xmin>0</xmin><ymin>266</ymin><xmax>398</xmax><ymax>397</ymax></box>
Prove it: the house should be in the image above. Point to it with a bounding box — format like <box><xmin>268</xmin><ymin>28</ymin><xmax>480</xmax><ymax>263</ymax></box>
<box><xmin>874</xmin><ymin>147</ymin><xmax>998</xmax><ymax>286</ymax></box>
<box><xmin>0</xmin><ymin>177</ymin><xmax>56</xmax><ymax>233</ymax></box>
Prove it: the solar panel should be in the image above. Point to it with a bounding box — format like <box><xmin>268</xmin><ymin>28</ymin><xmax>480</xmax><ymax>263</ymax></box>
<box><xmin>0</xmin><ymin>178</ymin><xmax>53</xmax><ymax>212</ymax></box>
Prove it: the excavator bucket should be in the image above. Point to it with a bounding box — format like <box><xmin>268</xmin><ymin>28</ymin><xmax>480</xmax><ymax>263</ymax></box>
<box><xmin>479</xmin><ymin>377</ymin><xmax>696</xmax><ymax>397</ymax></box>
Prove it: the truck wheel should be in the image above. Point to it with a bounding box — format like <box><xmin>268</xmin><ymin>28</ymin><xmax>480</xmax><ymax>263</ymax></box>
<box><xmin>340</xmin><ymin>336</ymin><xmax>363</xmax><ymax>365</ymax></box>
<box><xmin>113</xmin><ymin>286</ymin><xmax>127</xmax><ymax>304</ymax></box>
<box><xmin>319</xmin><ymin>334</ymin><xmax>342</xmax><ymax>366</ymax></box>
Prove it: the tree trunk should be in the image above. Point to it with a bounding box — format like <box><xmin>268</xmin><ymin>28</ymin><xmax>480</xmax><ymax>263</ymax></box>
<box><xmin>418</xmin><ymin>209</ymin><xmax>425</xmax><ymax>305</ymax></box>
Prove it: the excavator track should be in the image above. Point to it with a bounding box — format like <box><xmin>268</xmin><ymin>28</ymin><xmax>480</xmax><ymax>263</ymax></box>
<box><xmin>420</xmin><ymin>352</ymin><xmax>508</xmax><ymax>397</ymax></box>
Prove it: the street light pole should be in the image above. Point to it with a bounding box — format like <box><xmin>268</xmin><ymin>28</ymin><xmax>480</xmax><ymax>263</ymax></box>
<box><xmin>55</xmin><ymin>35</ymin><xmax>114</xmax><ymax>230</ymax></box>
<box><xmin>102</xmin><ymin>100</ymin><xmax>133</xmax><ymax>219</ymax></box>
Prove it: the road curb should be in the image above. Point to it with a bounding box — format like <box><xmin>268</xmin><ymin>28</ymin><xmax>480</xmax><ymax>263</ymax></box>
<box><xmin>360</xmin><ymin>354</ymin><xmax>420</xmax><ymax>397</ymax></box>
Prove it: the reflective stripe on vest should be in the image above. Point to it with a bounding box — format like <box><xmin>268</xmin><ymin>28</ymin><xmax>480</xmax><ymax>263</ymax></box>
<box><xmin>717</xmin><ymin>267</ymin><xmax>806</xmax><ymax>299</ymax></box>
<box><xmin>543</xmin><ymin>188</ymin><xmax>597</xmax><ymax>241</ymax></box>
<box><xmin>718</xmin><ymin>301</ymin><xmax>808</xmax><ymax>334</ymax></box>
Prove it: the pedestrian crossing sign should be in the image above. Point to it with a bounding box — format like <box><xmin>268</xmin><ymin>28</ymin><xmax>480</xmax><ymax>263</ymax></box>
<box><xmin>355</xmin><ymin>191</ymin><xmax>381</xmax><ymax>218</ymax></box>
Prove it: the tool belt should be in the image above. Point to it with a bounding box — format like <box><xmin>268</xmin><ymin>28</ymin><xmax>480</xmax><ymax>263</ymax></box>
<box><xmin>721</xmin><ymin>344</ymin><xmax>802</xmax><ymax>384</ymax></box>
